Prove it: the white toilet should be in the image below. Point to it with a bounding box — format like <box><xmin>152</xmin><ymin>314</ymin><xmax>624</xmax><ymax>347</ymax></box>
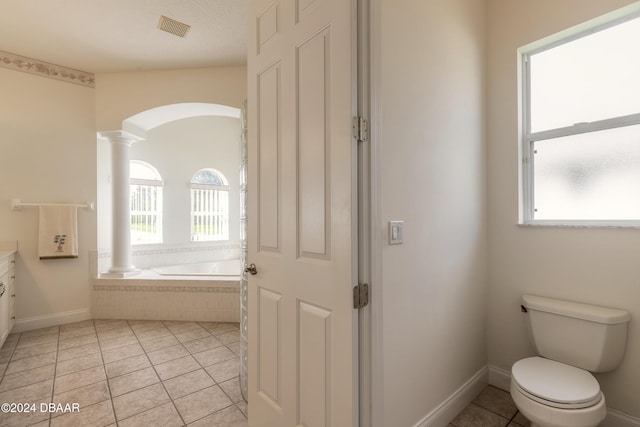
<box><xmin>511</xmin><ymin>295</ymin><xmax>630</xmax><ymax>427</ymax></box>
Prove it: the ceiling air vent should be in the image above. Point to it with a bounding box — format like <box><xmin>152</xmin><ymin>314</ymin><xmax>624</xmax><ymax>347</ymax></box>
<box><xmin>157</xmin><ymin>15</ymin><xmax>191</xmax><ymax>38</ymax></box>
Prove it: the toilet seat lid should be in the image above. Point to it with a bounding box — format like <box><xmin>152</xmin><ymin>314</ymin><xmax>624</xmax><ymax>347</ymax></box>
<box><xmin>512</xmin><ymin>357</ymin><xmax>601</xmax><ymax>408</ymax></box>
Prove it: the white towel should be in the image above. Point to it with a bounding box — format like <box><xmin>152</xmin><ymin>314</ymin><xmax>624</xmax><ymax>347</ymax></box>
<box><xmin>38</xmin><ymin>205</ymin><xmax>79</xmax><ymax>259</ymax></box>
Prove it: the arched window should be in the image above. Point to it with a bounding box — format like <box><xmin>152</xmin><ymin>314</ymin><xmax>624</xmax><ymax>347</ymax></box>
<box><xmin>130</xmin><ymin>161</ymin><xmax>163</xmax><ymax>244</ymax></box>
<box><xmin>190</xmin><ymin>169</ymin><xmax>229</xmax><ymax>241</ymax></box>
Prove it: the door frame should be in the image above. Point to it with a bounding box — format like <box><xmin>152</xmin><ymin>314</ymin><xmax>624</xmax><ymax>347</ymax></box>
<box><xmin>359</xmin><ymin>0</ymin><xmax>384</xmax><ymax>426</ymax></box>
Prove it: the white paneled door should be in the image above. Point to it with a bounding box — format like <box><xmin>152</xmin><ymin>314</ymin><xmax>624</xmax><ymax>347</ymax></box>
<box><xmin>247</xmin><ymin>0</ymin><xmax>358</xmax><ymax>426</ymax></box>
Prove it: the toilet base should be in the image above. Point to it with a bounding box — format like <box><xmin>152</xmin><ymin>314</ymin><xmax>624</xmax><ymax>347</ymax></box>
<box><xmin>510</xmin><ymin>381</ymin><xmax>607</xmax><ymax>427</ymax></box>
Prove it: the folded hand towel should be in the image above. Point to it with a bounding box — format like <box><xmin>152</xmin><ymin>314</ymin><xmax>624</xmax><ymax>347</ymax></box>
<box><xmin>38</xmin><ymin>205</ymin><xmax>79</xmax><ymax>259</ymax></box>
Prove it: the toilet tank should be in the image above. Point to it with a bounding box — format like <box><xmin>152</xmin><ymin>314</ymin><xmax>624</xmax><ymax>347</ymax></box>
<box><xmin>522</xmin><ymin>295</ymin><xmax>630</xmax><ymax>372</ymax></box>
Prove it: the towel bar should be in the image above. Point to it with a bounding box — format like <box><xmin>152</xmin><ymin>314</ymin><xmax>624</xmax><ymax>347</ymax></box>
<box><xmin>10</xmin><ymin>199</ymin><xmax>95</xmax><ymax>212</ymax></box>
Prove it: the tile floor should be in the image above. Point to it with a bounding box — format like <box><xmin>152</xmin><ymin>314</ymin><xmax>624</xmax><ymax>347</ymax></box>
<box><xmin>451</xmin><ymin>385</ymin><xmax>531</xmax><ymax>427</ymax></box>
<box><xmin>0</xmin><ymin>319</ymin><xmax>247</xmax><ymax>427</ymax></box>
<box><xmin>0</xmin><ymin>317</ymin><xmax>528</xmax><ymax>427</ymax></box>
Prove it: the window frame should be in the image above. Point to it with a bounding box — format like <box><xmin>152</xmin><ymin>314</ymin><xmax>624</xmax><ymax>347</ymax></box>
<box><xmin>190</xmin><ymin>169</ymin><xmax>230</xmax><ymax>242</ymax></box>
<box><xmin>519</xmin><ymin>7</ymin><xmax>640</xmax><ymax>227</ymax></box>
<box><xmin>130</xmin><ymin>160</ymin><xmax>164</xmax><ymax>245</ymax></box>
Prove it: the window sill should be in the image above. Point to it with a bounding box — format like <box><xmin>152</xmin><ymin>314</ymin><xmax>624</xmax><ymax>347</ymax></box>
<box><xmin>518</xmin><ymin>221</ymin><xmax>640</xmax><ymax>229</ymax></box>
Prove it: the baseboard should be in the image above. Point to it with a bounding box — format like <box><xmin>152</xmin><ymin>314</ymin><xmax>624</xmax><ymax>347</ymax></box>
<box><xmin>488</xmin><ymin>364</ymin><xmax>511</xmax><ymax>391</ymax></box>
<box><xmin>604</xmin><ymin>410</ymin><xmax>640</xmax><ymax>427</ymax></box>
<box><xmin>414</xmin><ymin>366</ymin><xmax>489</xmax><ymax>427</ymax></box>
<box><xmin>488</xmin><ymin>364</ymin><xmax>640</xmax><ymax>427</ymax></box>
<box><xmin>11</xmin><ymin>308</ymin><xmax>92</xmax><ymax>333</ymax></box>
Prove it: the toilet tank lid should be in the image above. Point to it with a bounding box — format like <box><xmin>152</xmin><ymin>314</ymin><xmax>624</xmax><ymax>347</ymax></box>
<box><xmin>523</xmin><ymin>295</ymin><xmax>630</xmax><ymax>324</ymax></box>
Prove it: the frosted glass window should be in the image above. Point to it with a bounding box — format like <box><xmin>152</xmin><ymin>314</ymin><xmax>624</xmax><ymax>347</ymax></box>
<box><xmin>530</xmin><ymin>16</ymin><xmax>640</xmax><ymax>133</ymax></box>
<box><xmin>522</xmin><ymin>11</ymin><xmax>640</xmax><ymax>225</ymax></box>
<box><xmin>533</xmin><ymin>125</ymin><xmax>640</xmax><ymax>220</ymax></box>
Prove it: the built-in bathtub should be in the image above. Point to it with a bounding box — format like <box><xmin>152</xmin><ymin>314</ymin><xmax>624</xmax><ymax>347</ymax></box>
<box><xmin>92</xmin><ymin>257</ymin><xmax>241</xmax><ymax>322</ymax></box>
<box><xmin>152</xmin><ymin>259</ymin><xmax>241</xmax><ymax>277</ymax></box>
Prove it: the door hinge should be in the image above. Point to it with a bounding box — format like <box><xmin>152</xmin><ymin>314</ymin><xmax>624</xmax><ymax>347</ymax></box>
<box><xmin>353</xmin><ymin>116</ymin><xmax>368</xmax><ymax>143</ymax></box>
<box><xmin>353</xmin><ymin>283</ymin><xmax>369</xmax><ymax>309</ymax></box>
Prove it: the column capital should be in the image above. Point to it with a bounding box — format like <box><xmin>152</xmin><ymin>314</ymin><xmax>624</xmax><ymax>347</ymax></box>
<box><xmin>98</xmin><ymin>130</ymin><xmax>144</xmax><ymax>146</ymax></box>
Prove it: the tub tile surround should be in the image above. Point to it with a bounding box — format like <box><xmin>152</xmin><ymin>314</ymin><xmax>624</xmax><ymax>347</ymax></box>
<box><xmin>90</xmin><ymin>247</ymin><xmax>241</xmax><ymax>322</ymax></box>
<box><xmin>0</xmin><ymin>319</ymin><xmax>246</xmax><ymax>427</ymax></box>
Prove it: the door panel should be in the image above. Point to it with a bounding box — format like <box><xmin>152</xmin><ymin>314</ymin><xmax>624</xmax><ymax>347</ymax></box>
<box><xmin>248</xmin><ymin>0</ymin><xmax>357</xmax><ymax>425</ymax></box>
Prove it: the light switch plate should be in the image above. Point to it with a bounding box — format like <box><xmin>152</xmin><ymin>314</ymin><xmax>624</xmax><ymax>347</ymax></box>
<box><xmin>389</xmin><ymin>221</ymin><xmax>404</xmax><ymax>245</ymax></box>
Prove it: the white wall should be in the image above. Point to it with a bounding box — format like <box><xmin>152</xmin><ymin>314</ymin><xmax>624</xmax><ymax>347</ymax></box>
<box><xmin>376</xmin><ymin>1</ymin><xmax>488</xmax><ymax>425</ymax></box>
<box><xmin>131</xmin><ymin>115</ymin><xmax>241</xmax><ymax>246</ymax></box>
<box><xmin>486</xmin><ymin>0</ymin><xmax>640</xmax><ymax>418</ymax></box>
<box><xmin>95</xmin><ymin>66</ymin><xmax>247</xmax><ymax>131</ymax></box>
<box><xmin>0</xmin><ymin>69</ymin><xmax>96</xmax><ymax>322</ymax></box>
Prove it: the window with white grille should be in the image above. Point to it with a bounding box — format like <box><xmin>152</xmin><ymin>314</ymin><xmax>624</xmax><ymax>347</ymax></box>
<box><xmin>190</xmin><ymin>169</ymin><xmax>229</xmax><ymax>241</ymax></box>
<box><xmin>130</xmin><ymin>161</ymin><xmax>163</xmax><ymax>244</ymax></box>
<box><xmin>520</xmin><ymin>11</ymin><xmax>640</xmax><ymax>225</ymax></box>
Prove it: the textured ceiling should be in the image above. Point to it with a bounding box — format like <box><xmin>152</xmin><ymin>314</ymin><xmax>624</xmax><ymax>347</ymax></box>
<box><xmin>0</xmin><ymin>0</ymin><xmax>249</xmax><ymax>73</ymax></box>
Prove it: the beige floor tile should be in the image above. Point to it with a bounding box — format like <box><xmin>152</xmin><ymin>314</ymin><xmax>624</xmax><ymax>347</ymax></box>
<box><xmin>128</xmin><ymin>320</ymin><xmax>165</xmax><ymax>333</ymax></box>
<box><xmin>163</xmin><ymin>369</ymin><xmax>215</xmax><ymax>400</ymax></box>
<box><xmin>204</xmin><ymin>358</ymin><xmax>240</xmax><ymax>384</ymax></box>
<box><xmin>139</xmin><ymin>335</ymin><xmax>180</xmax><ymax>353</ymax></box>
<box><xmin>183</xmin><ymin>336</ymin><xmax>224</xmax><ymax>355</ymax></box>
<box><xmin>200</xmin><ymin>323</ymin><xmax>239</xmax><ymax>336</ymax></box>
<box><xmin>155</xmin><ymin>355</ymin><xmax>201</xmax><ymax>381</ymax></box>
<box><xmin>512</xmin><ymin>411</ymin><xmax>531</xmax><ymax>426</ymax></box>
<box><xmin>0</xmin><ymin>362</ymin><xmax>7</xmax><ymax>375</ymax></box>
<box><xmin>58</xmin><ymin>334</ymin><xmax>98</xmax><ymax>351</ymax></box>
<box><xmin>188</xmin><ymin>405</ymin><xmax>248</xmax><ymax>427</ymax></box>
<box><xmin>473</xmin><ymin>385</ymin><xmax>518</xmax><ymax>419</ymax></box>
<box><xmin>108</xmin><ymin>367</ymin><xmax>159</xmax><ymax>397</ymax></box>
<box><xmin>134</xmin><ymin>327</ymin><xmax>173</xmax><ymax>343</ymax></box>
<box><xmin>56</xmin><ymin>343</ymin><xmax>100</xmax><ymax>363</ymax></box>
<box><xmin>53</xmin><ymin>380</ymin><xmax>111</xmax><ymax>411</ymax></box>
<box><xmin>227</xmin><ymin>342</ymin><xmax>241</xmax><ymax>356</ymax></box>
<box><xmin>0</xmin><ymin>364</ymin><xmax>55</xmax><ymax>392</ymax></box>
<box><xmin>5</xmin><ymin>352</ymin><xmax>56</xmax><ymax>375</ymax></box>
<box><xmin>118</xmin><ymin>402</ymin><xmax>183</xmax><ymax>427</ymax></box>
<box><xmin>0</xmin><ymin>350</ymin><xmax>14</xmax><ymax>364</ymax></box>
<box><xmin>0</xmin><ymin>364</ymin><xmax>56</xmax><ymax>392</ymax></box>
<box><xmin>0</xmin><ymin>409</ymin><xmax>49</xmax><ymax>427</ymax></box>
<box><xmin>21</xmin><ymin>326</ymin><xmax>59</xmax><ymax>339</ymax></box>
<box><xmin>193</xmin><ymin>346</ymin><xmax>236</xmax><ymax>368</ymax></box>
<box><xmin>147</xmin><ymin>344</ymin><xmax>189</xmax><ymax>366</ymax></box>
<box><xmin>216</xmin><ymin>330</ymin><xmax>240</xmax><ymax>345</ymax></box>
<box><xmin>98</xmin><ymin>327</ymin><xmax>135</xmax><ymax>343</ymax></box>
<box><xmin>59</xmin><ymin>320</ymin><xmax>95</xmax><ymax>332</ymax></box>
<box><xmin>219</xmin><ymin>378</ymin><xmax>243</xmax><ymax>403</ymax></box>
<box><xmin>10</xmin><ymin>341</ymin><xmax>57</xmax><ymax>361</ymax></box>
<box><xmin>174</xmin><ymin>327</ymin><xmax>211</xmax><ymax>344</ymax></box>
<box><xmin>54</xmin><ymin>366</ymin><xmax>107</xmax><ymax>395</ymax></box>
<box><xmin>16</xmin><ymin>334</ymin><xmax>59</xmax><ymax>349</ymax></box>
<box><xmin>95</xmin><ymin>320</ymin><xmax>129</xmax><ymax>332</ymax></box>
<box><xmin>58</xmin><ymin>325</ymin><xmax>96</xmax><ymax>341</ymax></box>
<box><xmin>450</xmin><ymin>403</ymin><xmax>510</xmax><ymax>427</ymax></box>
<box><xmin>105</xmin><ymin>354</ymin><xmax>151</xmax><ymax>379</ymax></box>
<box><xmin>99</xmin><ymin>335</ymin><xmax>139</xmax><ymax>352</ymax></box>
<box><xmin>236</xmin><ymin>400</ymin><xmax>247</xmax><ymax>417</ymax></box>
<box><xmin>50</xmin><ymin>399</ymin><xmax>115</xmax><ymax>427</ymax></box>
<box><xmin>173</xmin><ymin>385</ymin><xmax>233</xmax><ymax>424</ymax></box>
<box><xmin>56</xmin><ymin>352</ymin><xmax>103</xmax><ymax>376</ymax></box>
<box><xmin>163</xmin><ymin>321</ymin><xmax>201</xmax><ymax>334</ymax></box>
<box><xmin>112</xmin><ymin>383</ymin><xmax>170</xmax><ymax>421</ymax></box>
<box><xmin>102</xmin><ymin>343</ymin><xmax>144</xmax><ymax>364</ymax></box>
<box><xmin>0</xmin><ymin>379</ymin><xmax>53</xmax><ymax>403</ymax></box>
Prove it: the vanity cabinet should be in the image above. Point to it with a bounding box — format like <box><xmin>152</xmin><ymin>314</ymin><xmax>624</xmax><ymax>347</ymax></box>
<box><xmin>0</xmin><ymin>252</ymin><xmax>16</xmax><ymax>347</ymax></box>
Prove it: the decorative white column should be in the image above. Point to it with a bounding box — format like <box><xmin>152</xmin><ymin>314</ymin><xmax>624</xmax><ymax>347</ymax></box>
<box><xmin>99</xmin><ymin>131</ymin><xmax>143</xmax><ymax>278</ymax></box>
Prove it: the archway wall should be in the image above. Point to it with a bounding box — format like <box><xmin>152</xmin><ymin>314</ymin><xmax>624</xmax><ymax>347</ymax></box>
<box><xmin>95</xmin><ymin>65</ymin><xmax>246</xmax><ymax>131</ymax></box>
<box><xmin>95</xmin><ymin>65</ymin><xmax>246</xmax><ymax>256</ymax></box>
